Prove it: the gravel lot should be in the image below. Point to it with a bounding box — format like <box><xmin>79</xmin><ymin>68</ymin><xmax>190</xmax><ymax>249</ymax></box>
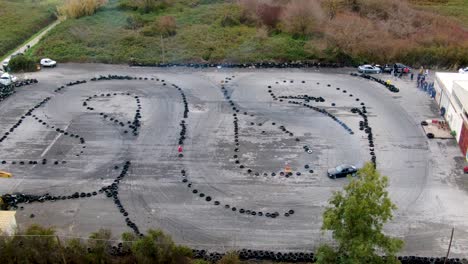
<box><xmin>0</xmin><ymin>64</ymin><xmax>467</xmax><ymax>257</ymax></box>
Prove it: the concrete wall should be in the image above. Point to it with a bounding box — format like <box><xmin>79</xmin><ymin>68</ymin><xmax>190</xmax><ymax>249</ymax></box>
<box><xmin>446</xmin><ymin>103</ymin><xmax>463</xmax><ymax>141</ymax></box>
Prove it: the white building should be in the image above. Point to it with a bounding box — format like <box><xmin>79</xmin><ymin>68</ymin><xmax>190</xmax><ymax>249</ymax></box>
<box><xmin>434</xmin><ymin>73</ymin><xmax>468</xmax><ymax>156</ymax></box>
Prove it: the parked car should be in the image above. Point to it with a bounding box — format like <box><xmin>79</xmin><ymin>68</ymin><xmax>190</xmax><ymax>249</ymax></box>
<box><xmin>327</xmin><ymin>164</ymin><xmax>358</xmax><ymax>179</ymax></box>
<box><xmin>378</xmin><ymin>64</ymin><xmax>393</xmax><ymax>73</ymax></box>
<box><xmin>0</xmin><ymin>73</ymin><xmax>18</xmax><ymax>86</ymax></box>
<box><xmin>358</xmin><ymin>64</ymin><xmax>381</xmax><ymax>74</ymax></box>
<box><xmin>393</xmin><ymin>63</ymin><xmax>411</xmax><ymax>73</ymax></box>
<box><xmin>40</xmin><ymin>58</ymin><xmax>57</xmax><ymax>67</ymax></box>
<box><xmin>459</xmin><ymin>67</ymin><xmax>468</xmax><ymax>74</ymax></box>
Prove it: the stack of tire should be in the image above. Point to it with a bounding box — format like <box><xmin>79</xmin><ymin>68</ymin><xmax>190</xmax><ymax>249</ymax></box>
<box><xmin>0</xmin><ymin>83</ymin><xmax>15</xmax><ymax>102</ymax></box>
<box><xmin>350</xmin><ymin>73</ymin><xmax>399</xmax><ymax>93</ymax></box>
<box><xmin>192</xmin><ymin>249</ymin><xmax>316</xmax><ymax>263</ymax></box>
<box><xmin>13</xmin><ymin>78</ymin><xmax>38</xmax><ymax>87</ymax></box>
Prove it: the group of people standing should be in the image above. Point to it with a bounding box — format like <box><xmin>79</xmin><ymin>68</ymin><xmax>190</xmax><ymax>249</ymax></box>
<box><xmin>417</xmin><ymin>67</ymin><xmax>435</xmax><ymax>98</ymax></box>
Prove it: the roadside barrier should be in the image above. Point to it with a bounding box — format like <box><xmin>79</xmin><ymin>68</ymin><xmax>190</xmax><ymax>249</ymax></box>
<box><xmin>350</xmin><ymin>73</ymin><xmax>399</xmax><ymax>93</ymax></box>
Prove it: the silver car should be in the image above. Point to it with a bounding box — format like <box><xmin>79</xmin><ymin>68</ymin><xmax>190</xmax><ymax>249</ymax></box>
<box><xmin>358</xmin><ymin>65</ymin><xmax>381</xmax><ymax>74</ymax></box>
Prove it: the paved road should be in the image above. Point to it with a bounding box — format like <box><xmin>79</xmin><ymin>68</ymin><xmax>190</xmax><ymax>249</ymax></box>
<box><xmin>0</xmin><ymin>64</ymin><xmax>467</xmax><ymax>257</ymax></box>
<box><xmin>1</xmin><ymin>20</ymin><xmax>60</xmax><ymax>63</ymax></box>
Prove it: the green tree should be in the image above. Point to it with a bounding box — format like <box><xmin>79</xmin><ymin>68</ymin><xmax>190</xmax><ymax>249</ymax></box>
<box><xmin>131</xmin><ymin>229</ymin><xmax>192</xmax><ymax>264</ymax></box>
<box><xmin>64</xmin><ymin>238</ymin><xmax>93</xmax><ymax>264</ymax></box>
<box><xmin>316</xmin><ymin>162</ymin><xmax>403</xmax><ymax>264</ymax></box>
<box><xmin>87</xmin><ymin>229</ymin><xmax>112</xmax><ymax>264</ymax></box>
<box><xmin>0</xmin><ymin>225</ymin><xmax>61</xmax><ymax>263</ymax></box>
<box><xmin>8</xmin><ymin>55</ymin><xmax>37</xmax><ymax>73</ymax></box>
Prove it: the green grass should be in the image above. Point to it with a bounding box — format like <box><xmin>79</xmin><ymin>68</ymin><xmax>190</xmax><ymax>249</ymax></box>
<box><xmin>31</xmin><ymin>0</ymin><xmax>468</xmax><ymax>67</ymax></box>
<box><xmin>32</xmin><ymin>0</ymin><xmax>313</xmax><ymax>64</ymax></box>
<box><xmin>413</xmin><ymin>0</ymin><xmax>468</xmax><ymax>27</ymax></box>
<box><xmin>0</xmin><ymin>0</ymin><xmax>60</xmax><ymax>59</ymax></box>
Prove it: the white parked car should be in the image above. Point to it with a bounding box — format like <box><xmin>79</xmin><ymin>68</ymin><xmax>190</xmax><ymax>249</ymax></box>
<box><xmin>0</xmin><ymin>73</ymin><xmax>18</xmax><ymax>86</ymax></box>
<box><xmin>40</xmin><ymin>58</ymin><xmax>57</xmax><ymax>67</ymax></box>
<box><xmin>459</xmin><ymin>67</ymin><xmax>468</xmax><ymax>74</ymax></box>
<box><xmin>358</xmin><ymin>64</ymin><xmax>381</xmax><ymax>74</ymax></box>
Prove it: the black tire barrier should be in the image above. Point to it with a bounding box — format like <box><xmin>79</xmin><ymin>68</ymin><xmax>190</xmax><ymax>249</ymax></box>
<box><xmin>187</xmin><ymin>249</ymin><xmax>468</xmax><ymax>264</ymax></box>
<box><xmin>181</xmin><ymin>169</ymin><xmax>287</xmax><ymax>219</ymax></box>
<box><xmin>0</xmin><ymin>79</ymin><xmax>38</xmax><ymax>103</ymax></box>
<box><xmin>421</xmin><ymin>121</ymin><xmax>428</xmax><ymax>126</ymax></box>
<box><xmin>427</xmin><ymin>133</ymin><xmax>435</xmax><ymax>139</ymax></box>
<box><xmin>352</xmin><ymin>106</ymin><xmax>377</xmax><ymax>166</ymax></box>
<box><xmin>350</xmin><ymin>73</ymin><xmax>400</xmax><ymax>93</ymax></box>
<box><xmin>1</xmin><ymin>97</ymin><xmax>85</xmax><ymax>160</ymax></box>
<box><xmin>130</xmin><ymin>61</ymin><xmax>345</xmax><ymax>69</ymax></box>
<box><xmin>2</xmin><ymin>162</ymin><xmax>142</xmax><ymax>236</ymax></box>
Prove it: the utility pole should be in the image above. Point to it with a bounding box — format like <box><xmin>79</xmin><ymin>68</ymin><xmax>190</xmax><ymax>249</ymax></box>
<box><xmin>160</xmin><ymin>34</ymin><xmax>165</xmax><ymax>64</ymax></box>
<box><xmin>444</xmin><ymin>228</ymin><xmax>454</xmax><ymax>264</ymax></box>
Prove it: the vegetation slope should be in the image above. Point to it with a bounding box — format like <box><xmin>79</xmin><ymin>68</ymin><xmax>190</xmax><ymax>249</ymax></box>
<box><xmin>0</xmin><ymin>0</ymin><xmax>59</xmax><ymax>59</ymax></box>
<box><xmin>28</xmin><ymin>0</ymin><xmax>468</xmax><ymax>67</ymax></box>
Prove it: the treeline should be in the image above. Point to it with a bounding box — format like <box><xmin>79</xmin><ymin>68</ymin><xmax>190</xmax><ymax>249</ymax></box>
<box><xmin>114</xmin><ymin>0</ymin><xmax>468</xmax><ymax>67</ymax></box>
<box><xmin>32</xmin><ymin>0</ymin><xmax>467</xmax><ymax>72</ymax></box>
<box><xmin>233</xmin><ymin>0</ymin><xmax>468</xmax><ymax>67</ymax></box>
<box><xmin>0</xmin><ymin>225</ymin><xmax>202</xmax><ymax>264</ymax></box>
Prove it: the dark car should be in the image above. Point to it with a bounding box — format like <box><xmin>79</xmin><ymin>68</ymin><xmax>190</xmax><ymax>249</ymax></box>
<box><xmin>327</xmin><ymin>164</ymin><xmax>358</xmax><ymax>179</ymax></box>
<box><xmin>393</xmin><ymin>63</ymin><xmax>411</xmax><ymax>73</ymax></box>
<box><xmin>379</xmin><ymin>64</ymin><xmax>393</xmax><ymax>73</ymax></box>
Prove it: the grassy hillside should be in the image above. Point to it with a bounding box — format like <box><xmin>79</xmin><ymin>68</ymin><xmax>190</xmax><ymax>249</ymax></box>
<box><xmin>32</xmin><ymin>0</ymin><xmax>309</xmax><ymax>64</ymax></box>
<box><xmin>0</xmin><ymin>0</ymin><xmax>59</xmax><ymax>59</ymax></box>
<box><xmin>412</xmin><ymin>0</ymin><xmax>468</xmax><ymax>27</ymax></box>
<box><xmin>31</xmin><ymin>0</ymin><xmax>468</xmax><ymax>67</ymax></box>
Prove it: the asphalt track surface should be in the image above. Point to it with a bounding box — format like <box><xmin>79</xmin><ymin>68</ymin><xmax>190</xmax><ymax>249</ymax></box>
<box><xmin>0</xmin><ymin>64</ymin><xmax>467</xmax><ymax>257</ymax></box>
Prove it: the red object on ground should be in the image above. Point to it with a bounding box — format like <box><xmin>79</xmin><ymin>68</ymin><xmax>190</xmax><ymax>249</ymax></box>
<box><xmin>464</xmin><ymin>166</ymin><xmax>468</xmax><ymax>174</ymax></box>
<box><xmin>178</xmin><ymin>145</ymin><xmax>183</xmax><ymax>153</ymax></box>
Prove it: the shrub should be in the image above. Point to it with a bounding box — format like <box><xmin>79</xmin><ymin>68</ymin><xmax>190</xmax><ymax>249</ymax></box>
<box><xmin>142</xmin><ymin>16</ymin><xmax>177</xmax><ymax>37</ymax></box>
<box><xmin>255</xmin><ymin>26</ymin><xmax>269</xmax><ymax>41</ymax></box>
<box><xmin>57</xmin><ymin>0</ymin><xmax>108</xmax><ymax>19</ymax></box>
<box><xmin>220</xmin><ymin>5</ymin><xmax>242</xmax><ymax>27</ymax></box>
<box><xmin>132</xmin><ymin>229</ymin><xmax>192</xmax><ymax>264</ymax></box>
<box><xmin>119</xmin><ymin>0</ymin><xmax>172</xmax><ymax>13</ymax></box>
<box><xmin>159</xmin><ymin>15</ymin><xmax>177</xmax><ymax>36</ymax></box>
<box><xmin>87</xmin><ymin>229</ymin><xmax>112</xmax><ymax>263</ymax></box>
<box><xmin>8</xmin><ymin>55</ymin><xmax>37</xmax><ymax>72</ymax></box>
<box><xmin>237</xmin><ymin>0</ymin><xmax>283</xmax><ymax>28</ymax></box>
<box><xmin>256</xmin><ymin>3</ymin><xmax>283</xmax><ymax>28</ymax></box>
<box><xmin>0</xmin><ymin>225</ymin><xmax>61</xmax><ymax>263</ymax></box>
<box><xmin>280</xmin><ymin>0</ymin><xmax>323</xmax><ymax>37</ymax></box>
<box><xmin>126</xmin><ymin>14</ymin><xmax>147</xmax><ymax>30</ymax></box>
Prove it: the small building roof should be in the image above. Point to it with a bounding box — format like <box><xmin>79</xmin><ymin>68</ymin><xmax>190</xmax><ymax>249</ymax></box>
<box><xmin>436</xmin><ymin>72</ymin><xmax>468</xmax><ymax>95</ymax></box>
<box><xmin>453</xmin><ymin>81</ymin><xmax>468</xmax><ymax>111</ymax></box>
<box><xmin>0</xmin><ymin>211</ymin><xmax>16</xmax><ymax>234</ymax></box>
